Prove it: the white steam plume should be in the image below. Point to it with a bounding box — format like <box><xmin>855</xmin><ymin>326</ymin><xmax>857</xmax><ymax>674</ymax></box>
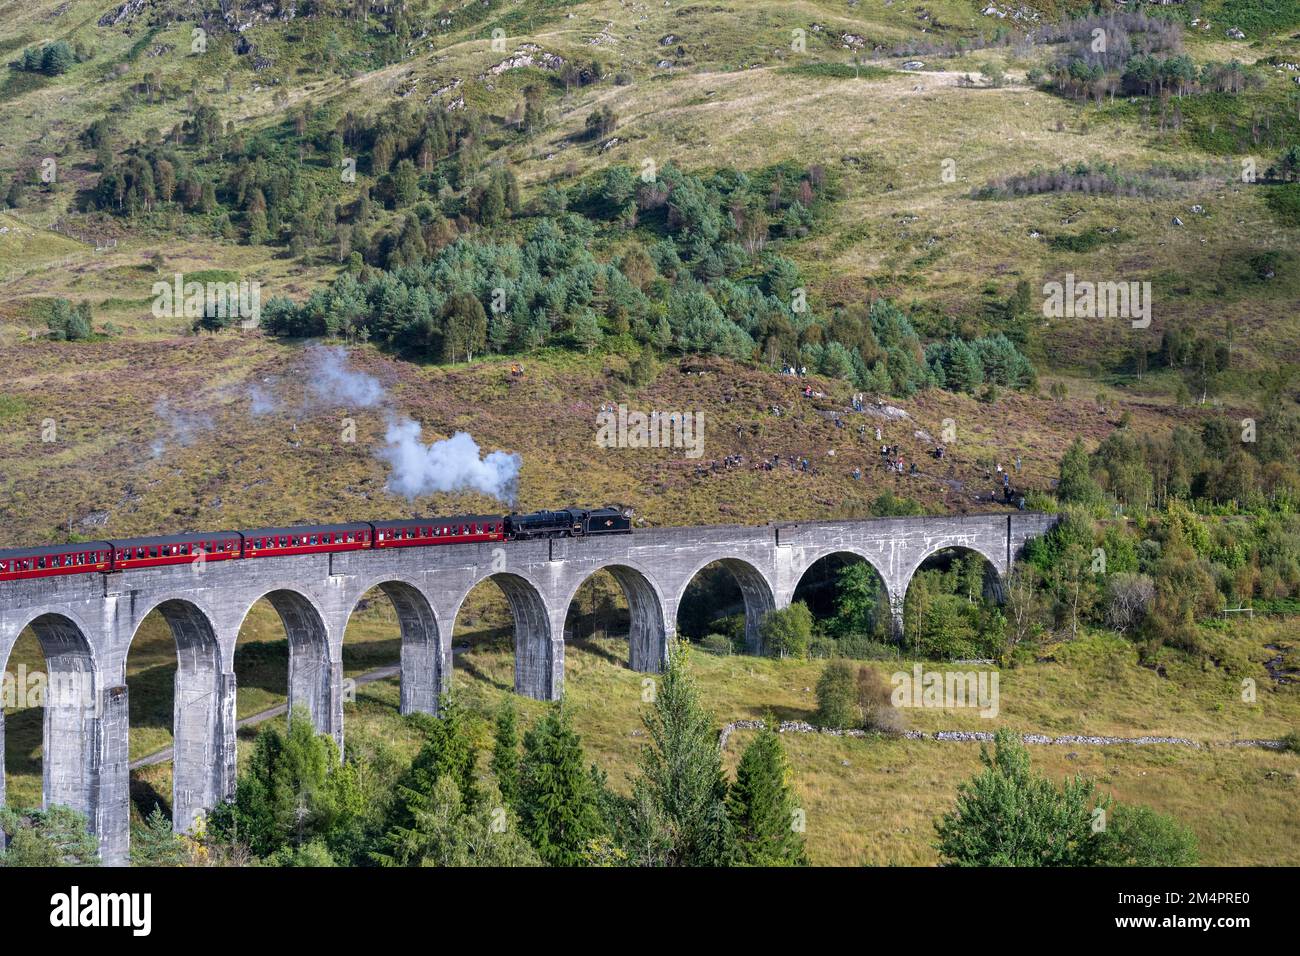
<box><xmin>377</xmin><ymin>416</ymin><xmax>521</xmax><ymax>504</ymax></box>
<box><xmin>306</xmin><ymin>345</ymin><xmax>387</xmax><ymax>408</ymax></box>
<box><xmin>151</xmin><ymin>397</ymin><xmax>215</xmax><ymax>457</ymax></box>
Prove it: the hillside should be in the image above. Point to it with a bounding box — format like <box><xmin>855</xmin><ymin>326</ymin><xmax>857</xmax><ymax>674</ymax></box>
<box><xmin>1</xmin><ymin>0</ymin><xmax>1299</xmax><ymax>874</ymax></box>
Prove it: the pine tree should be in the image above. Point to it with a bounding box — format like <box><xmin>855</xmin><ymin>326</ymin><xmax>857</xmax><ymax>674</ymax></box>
<box><xmin>727</xmin><ymin>722</ymin><xmax>807</xmax><ymax>866</ymax></box>
<box><xmin>212</xmin><ymin>706</ymin><xmax>339</xmax><ymax>857</ymax></box>
<box><xmin>935</xmin><ymin>729</ymin><xmax>1102</xmax><ymax>866</ymax></box>
<box><xmin>375</xmin><ymin>777</ymin><xmax>539</xmax><ymax>867</ymax></box>
<box><xmin>0</xmin><ymin>805</ymin><xmax>99</xmax><ymax>866</ymax></box>
<box><xmin>392</xmin><ymin>698</ymin><xmax>479</xmax><ymax>825</ymax></box>
<box><xmin>628</xmin><ymin>641</ymin><xmax>733</xmax><ymax>866</ymax></box>
<box><xmin>130</xmin><ymin>806</ymin><xmax>190</xmax><ymax>866</ymax></box>
<box><xmin>517</xmin><ymin>704</ymin><xmax>604</xmax><ymax>866</ymax></box>
<box><xmin>491</xmin><ymin>698</ymin><xmax>521</xmax><ymax>808</ymax></box>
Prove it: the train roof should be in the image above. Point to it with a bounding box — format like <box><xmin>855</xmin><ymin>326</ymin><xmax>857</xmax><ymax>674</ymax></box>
<box><xmin>241</xmin><ymin>522</ymin><xmax>372</xmax><ymax>538</ymax></box>
<box><xmin>370</xmin><ymin>515</ymin><xmax>503</xmax><ymax>528</ymax></box>
<box><xmin>107</xmin><ymin>531</ymin><xmax>243</xmax><ymax>548</ymax></box>
<box><xmin>0</xmin><ymin>541</ymin><xmax>113</xmax><ymax>558</ymax></box>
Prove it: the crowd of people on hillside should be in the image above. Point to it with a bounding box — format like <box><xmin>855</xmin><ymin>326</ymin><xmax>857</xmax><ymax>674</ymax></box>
<box><xmin>681</xmin><ymin>372</ymin><xmax>1037</xmax><ymax>509</ymax></box>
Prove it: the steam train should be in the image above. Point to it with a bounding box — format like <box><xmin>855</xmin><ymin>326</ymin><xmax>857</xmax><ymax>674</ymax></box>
<box><xmin>0</xmin><ymin>506</ymin><xmax>633</xmax><ymax>584</ymax></box>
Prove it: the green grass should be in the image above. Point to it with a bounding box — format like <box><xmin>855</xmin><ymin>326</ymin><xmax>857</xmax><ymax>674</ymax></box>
<box><xmin>1049</xmin><ymin>226</ymin><xmax>1132</xmax><ymax>253</ymax></box>
<box><xmin>1265</xmin><ymin>182</ymin><xmax>1300</xmax><ymax>227</ymax></box>
<box><xmin>780</xmin><ymin>62</ymin><xmax>895</xmax><ymax>81</ymax></box>
<box><xmin>1212</xmin><ymin>0</ymin><xmax>1300</xmax><ymax>34</ymax></box>
<box><xmin>0</xmin><ymin>395</ymin><xmax>29</xmax><ymax>422</ymax></box>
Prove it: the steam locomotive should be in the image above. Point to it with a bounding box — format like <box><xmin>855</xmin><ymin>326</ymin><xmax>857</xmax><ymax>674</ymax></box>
<box><xmin>0</xmin><ymin>506</ymin><xmax>633</xmax><ymax>584</ymax></box>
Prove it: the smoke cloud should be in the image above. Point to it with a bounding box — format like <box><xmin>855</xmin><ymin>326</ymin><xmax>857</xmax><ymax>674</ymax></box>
<box><xmin>306</xmin><ymin>345</ymin><xmax>387</xmax><ymax>408</ymax></box>
<box><xmin>230</xmin><ymin>345</ymin><xmax>521</xmax><ymax>502</ymax></box>
<box><xmin>378</xmin><ymin>417</ymin><xmax>521</xmax><ymax>503</ymax></box>
<box><xmin>249</xmin><ymin>383</ymin><xmax>277</xmax><ymax>416</ymax></box>
<box><xmin>151</xmin><ymin>397</ymin><xmax>214</xmax><ymax>457</ymax></box>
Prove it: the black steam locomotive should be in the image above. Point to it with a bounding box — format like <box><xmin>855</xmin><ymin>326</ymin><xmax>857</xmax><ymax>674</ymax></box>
<box><xmin>504</xmin><ymin>506</ymin><xmax>634</xmax><ymax>540</ymax></box>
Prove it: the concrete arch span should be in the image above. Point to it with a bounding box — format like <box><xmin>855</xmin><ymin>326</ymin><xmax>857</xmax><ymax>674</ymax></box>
<box><xmin>344</xmin><ymin>578</ymin><xmax>444</xmax><ymax>716</ymax></box>
<box><xmin>677</xmin><ymin>557</ymin><xmax>777</xmax><ymax>655</ymax></box>
<box><xmin>560</xmin><ymin>563</ymin><xmax>670</xmax><ymax>673</ymax></box>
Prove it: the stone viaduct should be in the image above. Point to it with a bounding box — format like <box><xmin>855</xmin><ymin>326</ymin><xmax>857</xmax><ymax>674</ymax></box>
<box><xmin>0</xmin><ymin>511</ymin><xmax>1055</xmax><ymax>865</ymax></box>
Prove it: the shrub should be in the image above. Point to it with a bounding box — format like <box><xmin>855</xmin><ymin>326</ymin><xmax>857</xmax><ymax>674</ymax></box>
<box><xmin>1265</xmin><ymin>183</ymin><xmax>1300</xmax><ymax>227</ymax></box>
<box><xmin>760</xmin><ymin>602</ymin><xmax>812</xmax><ymax>658</ymax></box>
<box><xmin>46</xmin><ymin>299</ymin><xmax>92</xmax><ymax>341</ymax></box>
<box><xmin>815</xmin><ymin>659</ymin><xmax>859</xmax><ymax>729</ymax></box>
<box><xmin>1093</xmin><ymin>804</ymin><xmax>1198</xmax><ymax>867</ymax></box>
<box><xmin>1103</xmin><ymin>572</ymin><xmax>1155</xmax><ymax>634</ymax></box>
<box><xmin>935</xmin><ymin>729</ymin><xmax>1103</xmax><ymax>866</ymax></box>
<box><xmin>807</xmin><ymin>634</ymin><xmax>838</xmax><ymax>659</ymax></box>
<box><xmin>700</xmin><ymin>633</ymin><xmax>733</xmax><ymax>655</ymax></box>
<box><xmin>838</xmin><ymin>634</ymin><xmax>901</xmax><ymax>660</ymax></box>
<box><xmin>936</xmin><ymin>730</ymin><xmax>1198</xmax><ymax>866</ymax></box>
<box><xmin>857</xmin><ymin>666</ymin><xmax>907</xmax><ymax>734</ymax></box>
<box><xmin>130</xmin><ymin>806</ymin><xmax>190</xmax><ymax>866</ymax></box>
<box><xmin>0</xmin><ymin>806</ymin><xmax>98</xmax><ymax>866</ymax></box>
